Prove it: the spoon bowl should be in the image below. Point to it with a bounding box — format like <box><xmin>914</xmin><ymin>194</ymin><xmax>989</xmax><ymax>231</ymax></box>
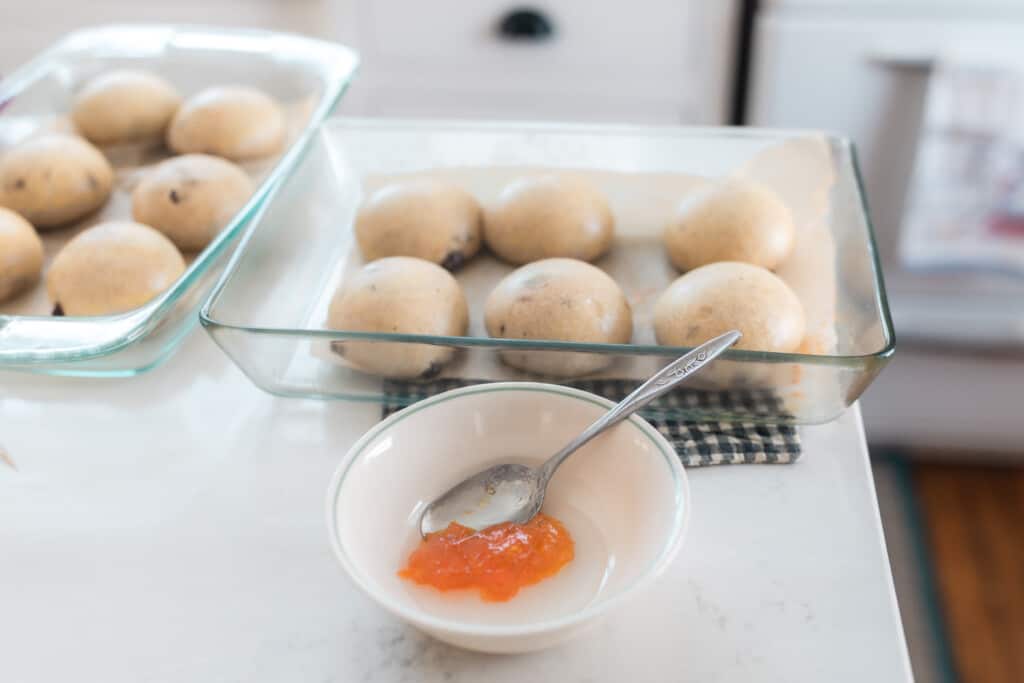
<box><xmin>419</xmin><ymin>463</ymin><xmax>543</xmax><ymax>536</ymax></box>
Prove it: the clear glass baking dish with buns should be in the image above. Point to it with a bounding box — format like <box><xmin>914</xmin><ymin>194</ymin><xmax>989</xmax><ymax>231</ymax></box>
<box><xmin>201</xmin><ymin>119</ymin><xmax>895</xmax><ymax>424</ymax></box>
<box><xmin>0</xmin><ymin>24</ymin><xmax>358</xmax><ymax>376</ymax></box>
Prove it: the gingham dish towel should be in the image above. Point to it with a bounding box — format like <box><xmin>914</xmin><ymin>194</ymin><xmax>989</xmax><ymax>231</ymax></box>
<box><xmin>381</xmin><ymin>378</ymin><xmax>800</xmax><ymax>467</ymax></box>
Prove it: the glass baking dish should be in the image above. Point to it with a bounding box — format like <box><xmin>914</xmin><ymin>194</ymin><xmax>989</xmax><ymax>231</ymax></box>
<box><xmin>0</xmin><ymin>24</ymin><xmax>358</xmax><ymax>376</ymax></box>
<box><xmin>201</xmin><ymin>119</ymin><xmax>895</xmax><ymax>424</ymax></box>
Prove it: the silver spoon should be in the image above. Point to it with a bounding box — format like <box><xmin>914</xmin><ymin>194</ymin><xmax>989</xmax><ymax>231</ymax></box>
<box><xmin>419</xmin><ymin>330</ymin><xmax>742</xmax><ymax>537</ymax></box>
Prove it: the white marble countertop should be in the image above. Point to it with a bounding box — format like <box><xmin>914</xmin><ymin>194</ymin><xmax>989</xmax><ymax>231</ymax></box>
<box><xmin>0</xmin><ymin>333</ymin><xmax>913</xmax><ymax>682</ymax></box>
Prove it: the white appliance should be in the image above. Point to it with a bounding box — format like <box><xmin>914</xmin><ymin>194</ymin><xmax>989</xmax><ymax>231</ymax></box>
<box><xmin>749</xmin><ymin>0</ymin><xmax>1024</xmax><ymax>451</ymax></box>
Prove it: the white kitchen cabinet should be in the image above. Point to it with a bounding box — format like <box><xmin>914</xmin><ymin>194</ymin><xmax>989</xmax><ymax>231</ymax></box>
<box><xmin>334</xmin><ymin>1</ymin><xmax>738</xmax><ymax>124</ymax></box>
<box><xmin>1</xmin><ymin>2</ymin><xmax>737</xmax><ymax>126</ymax></box>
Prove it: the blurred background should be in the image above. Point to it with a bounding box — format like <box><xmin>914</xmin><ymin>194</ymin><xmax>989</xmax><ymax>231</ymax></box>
<box><xmin>3</xmin><ymin>1</ymin><xmax>1021</xmax><ymax>680</ymax></box>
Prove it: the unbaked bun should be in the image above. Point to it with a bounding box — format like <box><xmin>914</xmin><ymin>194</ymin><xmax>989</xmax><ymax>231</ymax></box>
<box><xmin>46</xmin><ymin>221</ymin><xmax>186</xmax><ymax>315</ymax></box>
<box><xmin>483</xmin><ymin>174</ymin><xmax>614</xmax><ymax>265</ymax></box>
<box><xmin>71</xmin><ymin>69</ymin><xmax>181</xmax><ymax>145</ymax></box>
<box><xmin>664</xmin><ymin>179</ymin><xmax>794</xmax><ymax>272</ymax></box>
<box><xmin>485</xmin><ymin>258</ymin><xmax>632</xmax><ymax>377</ymax></box>
<box><xmin>0</xmin><ymin>134</ymin><xmax>113</xmax><ymax>229</ymax></box>
<box><xmin>327</xmin><ymin>257</ymin><xmax>468</xmax><ymax>378</ymax></box>
<box><xmin>0</xmin><ymin>207</ymin><xmax>44</xmax><ymax>302</ymax></box>
<box><xmin>132</xmin><ymin>154</ymin><xmax>253</xmax><ymax>251</ymax></box>
<box><xmin>654</xmin><ymin>261</ymin><xmax>804</xmax><ymax>353</ymax></box>
<box><xmin>355</xmin><ymin>179</ymin><xmax>482</xmax><ymax>270</ymax></box>
<box><xmin>166</xmin><ymin>86</ymin><xmax>285</xmax><ymax>161</ymax></box>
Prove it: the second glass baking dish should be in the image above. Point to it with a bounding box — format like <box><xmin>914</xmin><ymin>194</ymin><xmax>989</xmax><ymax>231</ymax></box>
<box><xmin>201</xmin><ymin>119</ymin><xmax>894</xmax><ymax>424</ymax></box>
<box><xmin>0</xmin><ymin>24</ymin><xmax>358</xmax><ymax>376</ymax></box>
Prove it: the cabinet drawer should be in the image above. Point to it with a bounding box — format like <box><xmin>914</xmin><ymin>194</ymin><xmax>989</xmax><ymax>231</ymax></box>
<box><xmin>359</xmin><ymin>0</ymin><xmax>692</xmax><ymax>92</ymax></box>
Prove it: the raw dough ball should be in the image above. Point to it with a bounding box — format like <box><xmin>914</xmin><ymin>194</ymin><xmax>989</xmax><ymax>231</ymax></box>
<box><xmin>654</xmin><ymin>261</ymin><xmax>805</xmax><ymax>353</ymax></box>
<box><xmin>664</xmin><ymin>179</ymin><xmax>795</xmax><ymax>272</ymax></box>
<box><xmin>166</xmin><ymin>86</ymin><xmax>285</xmax><ymax>161</ymax></box>
<box><xmin>46</xmin><ymin>221</ymin><xmax>186</xmax><ymax>316</ymax></box>
<box><xmin>71</xmin><ymin>69</ymin><xmax>182</xmax><ymax>145</ymax></box>
<box><xmin>0</xmin><ymin>134</ymin><xmax>114</xmax><ymax>229</ymax></box>
<box><xmin>327</xmin><ymin>257</ymin><xmax>468</xmax><ymax>378</ymax></box>
<box><xmin>132</xmin><ymin>154</ymin><xmax>253</xmax><ymax>251</ymax></box>
<box><xmin>483</xmin><ymin>174</ymin><xmax>614</xmax><ymax>265</ymax></box>
<box><xmin>355</xmin><ymin>179</ymin><xmax>482</xmax><ymax>270</ymax></box>
<box><xmin>485</xmin><ymin>258</ymin><xmax>632</xmax><ymax>377</ymax></box>
<box><xmin>0</xmin><ymin>207</ymin><xmax>43</xmax><ymax>302</ymax></box>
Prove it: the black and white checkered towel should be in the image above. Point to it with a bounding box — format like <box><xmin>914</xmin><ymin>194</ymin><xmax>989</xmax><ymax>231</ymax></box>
<box><xmin>381</xmin><ymin>378</ymin><xmax>800</xmax><ymax>467</ymax></box>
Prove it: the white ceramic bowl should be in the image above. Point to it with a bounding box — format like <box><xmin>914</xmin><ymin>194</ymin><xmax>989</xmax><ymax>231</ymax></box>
<box><xmin>326</xmin><ymin>382</ymin><xmax>690</xmax><ymax>653</ymax></box>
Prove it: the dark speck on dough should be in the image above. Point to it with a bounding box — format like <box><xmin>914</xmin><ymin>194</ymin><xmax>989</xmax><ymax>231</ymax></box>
<box><xmin>499</xmin><ymin>323</ymin><xmax>506</xmax><ymax>335</ymax></box>
<box><xmin>86</xmin><ymin>173</ymin><xmax>99</xmax><ymax>191</ymax></box>
<box><xmin>52</xmin><ymin>303</ymin><xmax>65</xmax><ymax>316</ymax></box>
<box><xmin>369</xmin><ymin>284</ymin><xmax>377</xmax><ymax>292</ymax></box>
<box><xmin>329</xmin><ymin>340</ymin><xmax>346</xmax><ymax>357</ymax></box>
<box><xmin>169</xmin><ymin>189</ymin><xmax>181</xmax><ymax>204</ymax></box>
<box><xmin>686</xmin><ymin>324</ymin><xmax>701</xmax><ymax>337</ymax></box>
<box><xmin>560</xmin><ymin>296</ymin><xmax>574</xmax><ymax>308</ymax></box>
<box><xmin>421</xmin><ymin>360</ymin><xmax>443</xmax><ymax>379</ymax></box>
<box><xmin>440</xmin><ymin>251</ymin><xmax>465</xmax><ymax>271</ymax></box>
<box><xmin>12</xmin><ymin>177</ymin><xmax>25</xmax><ymax>190</ymax></box>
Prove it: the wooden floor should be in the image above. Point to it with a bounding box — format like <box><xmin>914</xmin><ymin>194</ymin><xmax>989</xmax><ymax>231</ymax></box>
<box><xmin>912</xmin><ymin>463</ymin><xmax>1024</xmax><ymax>683</ymax></box>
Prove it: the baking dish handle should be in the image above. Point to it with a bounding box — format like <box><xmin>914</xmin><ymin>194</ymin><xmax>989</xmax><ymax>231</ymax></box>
<box><xmin>0</xmin><ymin>308</ymin><xmax>151</xmax><ymax>363</ymax></box>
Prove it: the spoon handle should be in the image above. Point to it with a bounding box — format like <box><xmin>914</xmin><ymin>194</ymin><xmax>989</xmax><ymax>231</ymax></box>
<box><xmin>538</xmin><ymin>330</ymin><xmax>741</xmax><ymax>482</ymax></box>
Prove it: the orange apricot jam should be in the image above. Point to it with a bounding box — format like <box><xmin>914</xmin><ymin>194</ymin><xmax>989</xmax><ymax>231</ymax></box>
<box><xmin>398</xmin><ymin>513</ymin><xmax>575</xmax><ymax>602</ymax></box>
